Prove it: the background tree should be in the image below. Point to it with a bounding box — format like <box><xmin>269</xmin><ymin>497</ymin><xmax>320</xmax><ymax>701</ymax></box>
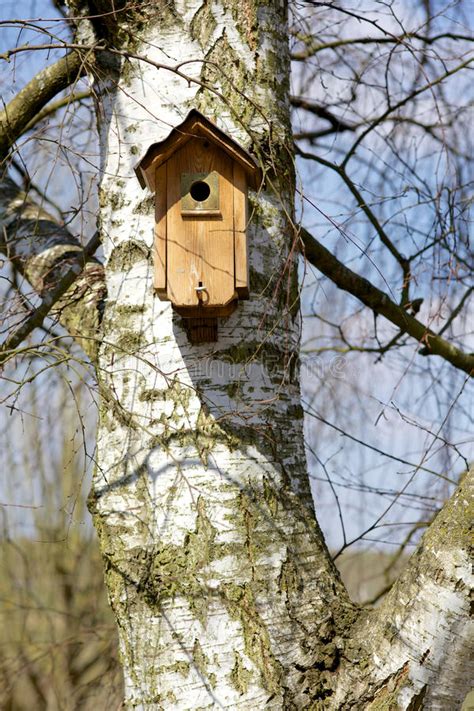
<box><xmin>0</xmin><ymin>1</ymin><xmax>472</xmax><ymax>709</ymax></box>
<box><xmin>0</xmin><ymin>375</ymin><xmax>123</xmax><ymax>710</ymax></box>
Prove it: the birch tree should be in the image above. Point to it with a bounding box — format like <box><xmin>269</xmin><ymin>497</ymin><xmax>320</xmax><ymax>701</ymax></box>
<box><xmin>0</xmin><ymin>1</ymin><xmax>472</xmax><ymax>709</ymax></box>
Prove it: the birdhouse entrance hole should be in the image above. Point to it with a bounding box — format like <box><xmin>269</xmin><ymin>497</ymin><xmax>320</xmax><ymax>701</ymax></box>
<box><xmin>190</xmin><ymin>181</ymin><xmax>210</xmax><ymax>201</ymax></box>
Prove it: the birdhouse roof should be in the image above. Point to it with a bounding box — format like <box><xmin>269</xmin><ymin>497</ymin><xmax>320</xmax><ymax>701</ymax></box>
<box><xmin>135</xmin><ymin>110</ymin><xmax>262</xmax><ymax>192</ymax></box>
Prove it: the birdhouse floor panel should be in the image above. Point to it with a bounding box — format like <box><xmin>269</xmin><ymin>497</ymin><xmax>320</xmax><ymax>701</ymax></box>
<box><xmin>173</xmin><ymin>301</ymin><xmax>237</xmax><ymax>319</ymax></box>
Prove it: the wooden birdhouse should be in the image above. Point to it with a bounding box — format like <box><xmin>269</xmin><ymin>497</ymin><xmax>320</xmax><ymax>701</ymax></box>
<box><xmin>135</xmin><ymin>110</ymin><xmax>261</xmax><ymax>343</ymax></box>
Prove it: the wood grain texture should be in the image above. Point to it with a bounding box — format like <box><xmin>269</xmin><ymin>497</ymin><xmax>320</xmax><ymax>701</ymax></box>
<box><xmin>233</xmin><ymin>163</ymin><xmax>249</xmax><ymax>299</ymax></box>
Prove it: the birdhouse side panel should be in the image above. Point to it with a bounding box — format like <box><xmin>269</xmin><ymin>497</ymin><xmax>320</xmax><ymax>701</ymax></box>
<box><xmin>154</xmin><ymin>163</ymin><xmax>167</xmax><ymax>297</ymax></box>
<box><xmin>166</xmin><ymin>139</ymin><xmax>236</xmax><ymax>309</ymax></box>
<box><xmin>233</xmin><ymin>163</ymin><xmax>249</xmax><ymax>299</ymax></box>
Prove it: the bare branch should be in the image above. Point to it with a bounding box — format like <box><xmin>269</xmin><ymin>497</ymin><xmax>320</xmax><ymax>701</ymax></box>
<box><xmin>291</xmin><ymin>32</ymin><xmax>474</xmax><ymax>61</ymax></box>
<box><xmin>437</xmin><ymin>287</ymin><xmax>473</xmax><ymax>337</ymax></box>
<box><xmin>341</xmin><ymin>57</ymin><xmax>474</xmax><ymax>169</ymax></box>
<box><xmin>22</xmin><ymin>89</ymin><xmax>92</xmax><ymax>135</ymax></box>
<box><xmin>0</xmin><ymin>51</ymin><xmax>86</xmax><ymax>159</ymax></box>
<box><xmin>290</xmin><ymin>96</ymin><xmax>355</xmax><ymax>134</ymax></box>
<box><xmin>303</xmin><ymin>401</ymin><xmax>456</xmax><ymax>484</ymax></box>
<box><xmin>300</xmin><ymin>227</ymin><xmax>474</xmax><ymax>376</ymax></box>
<box><xmin>296</xmin><ymin>146</ymin><xmax>412</xmax><ymax>299</ymax></box>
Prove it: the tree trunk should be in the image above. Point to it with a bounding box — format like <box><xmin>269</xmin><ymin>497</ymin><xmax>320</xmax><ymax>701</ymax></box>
<box><xmin>86</xmin><ymin>1</ymin><xmax>353</xmax><ymax>706</ymax></box>
<box><xmin>67</xmin><ymin>2</ymin><xmax>473</xmax><ymax>708</ymax></box>
<box><xmin>331</xmin><ymin>469</ymin><xmax>473</xmax><ymax>710</ymax></box>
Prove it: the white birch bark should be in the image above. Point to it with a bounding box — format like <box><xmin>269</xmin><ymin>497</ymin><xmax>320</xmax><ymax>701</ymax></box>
<box><xmin>331</xmin><ymin>468</ymin><xmax>473</xmax><ymax>710</ymax></box>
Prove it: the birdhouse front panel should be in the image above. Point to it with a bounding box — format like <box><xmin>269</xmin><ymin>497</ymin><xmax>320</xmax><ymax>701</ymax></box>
<box><xmin>170</xmin><ymin>137</ymin><xmax>235</xmax><ymax>310</ymax></box>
